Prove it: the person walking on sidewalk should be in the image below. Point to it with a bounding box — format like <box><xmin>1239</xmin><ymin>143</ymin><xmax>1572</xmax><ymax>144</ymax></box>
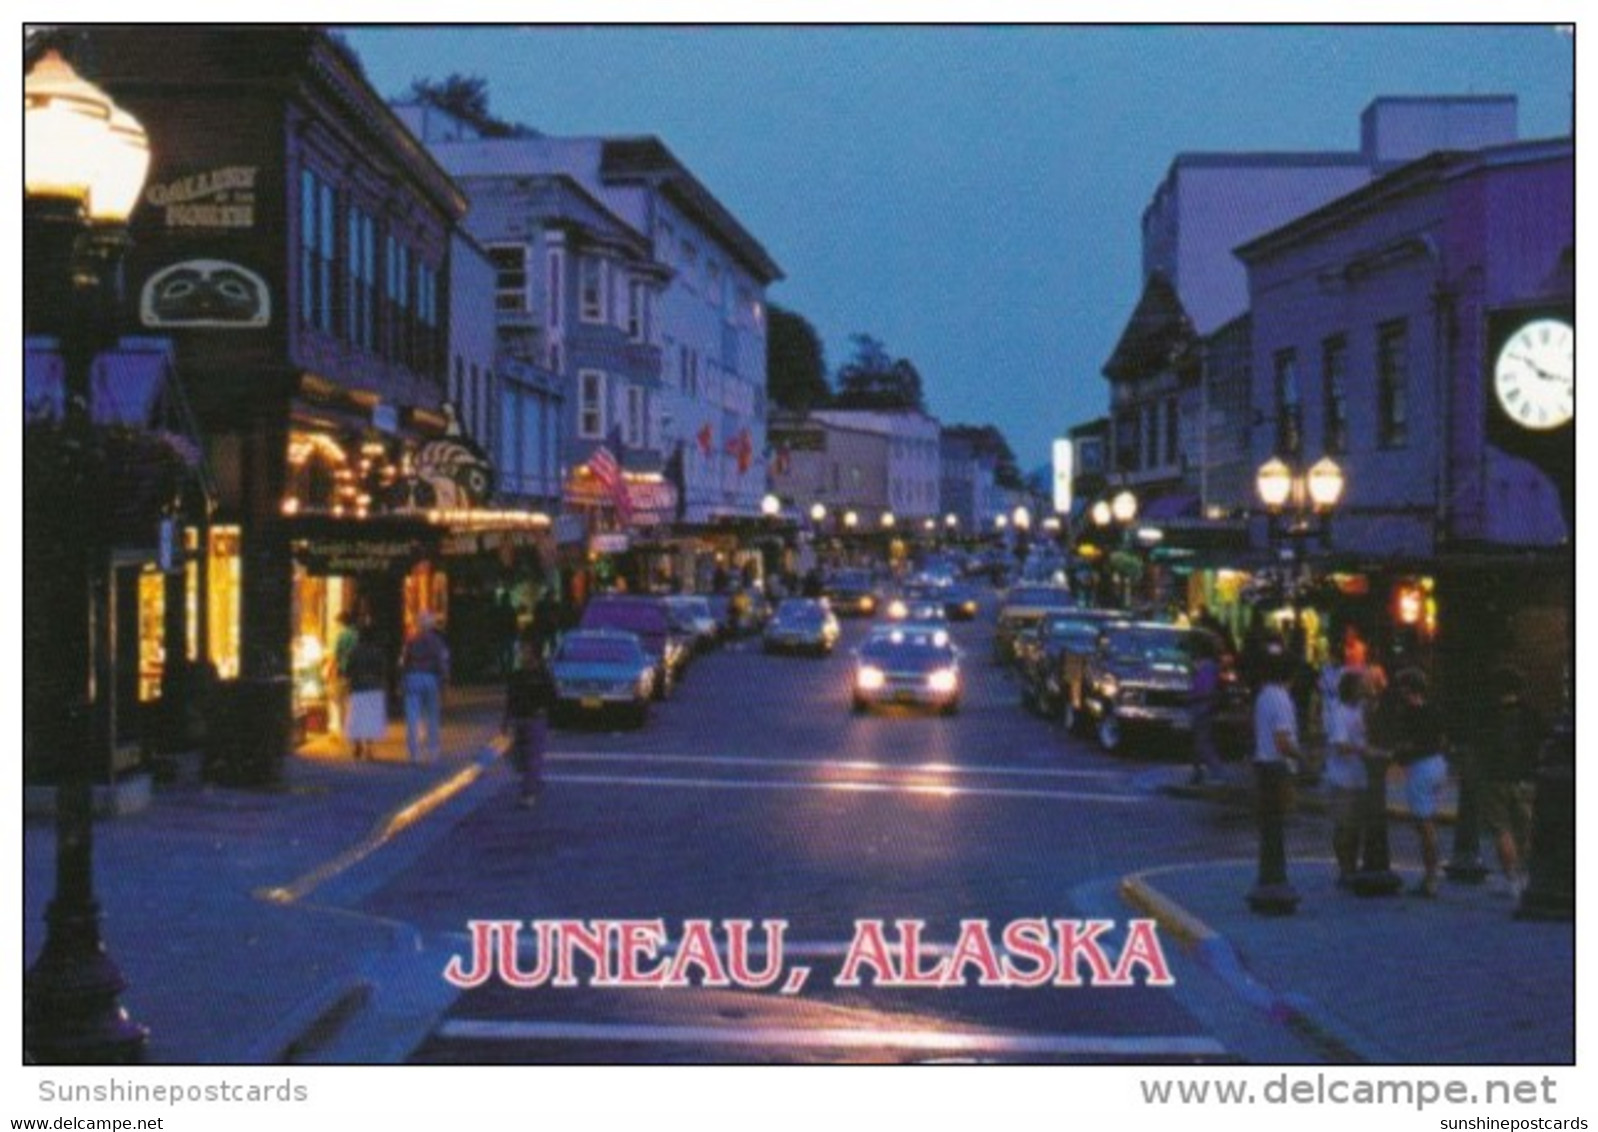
<box><xmin>1248</xmin><ymin>647</ymin><xmax>1303</xmax><ymax>913</ymax></box>
<box><xmin>503</xmin><ymin>639</ymin><xmax>556</xmax><ymax>808</ymax></box>
<box><xmin>1188</xmin><ymin>632</ymin><xmax>1225</xmax><ymax>786</ymax></box>
<box><xmin>400</xmin><ymin>611</ymin><xmax>450</xmax><ymax>764</ymax></box>
<box><xmin>1324</xmin><ymin>669</ymin><xmax>1372</xmax><ymax>886</ymax></box>
<box><xmin>1378</xmin><ymin>668</ymin><xmax>1449</xmax><ymax>898</ymax></box>
<box><xmin>1476</xmin><ymin>666</ymin><xmax>1544</xmax><ymax>898</ymax></box>
<box><xmin>327</xmin><ymin>609</ymin><xmax>359</xmax><ymax>737</ymax></box>
<box><xmin>343</xmin><ymin>626</ymin><xmax>388</xmax><ymax>761</ymax></box>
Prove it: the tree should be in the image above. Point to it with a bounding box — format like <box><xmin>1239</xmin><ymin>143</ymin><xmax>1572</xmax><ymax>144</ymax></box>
<box><xmin>406</xmin><ymin>74</ymin><xmax>532</xmax><ymax>138</ymax></box>
<box><xmin>766</xmin><ymin>304</ymin><xmax>831</xmax><ymax>412</ymax></box>
<box><xmin>947</xmin><ymin>422</ymin><xmax>1023</xmax><ymax>488</ymax></box>
<box><xmin>832</xmin><ymin>333</ymin><xmax>925</xmax><ymax>412</ymax></box>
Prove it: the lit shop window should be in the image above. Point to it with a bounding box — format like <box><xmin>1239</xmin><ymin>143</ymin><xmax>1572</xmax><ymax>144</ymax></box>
<box><xmin>208</xmin><ymin>525</ymin><xmax>243</xmax><ymax>680</ymax></box>
<box><xmin>138</xmin><ymin>566</ymin><xmax>165</xmax><ymax>703</ymax></box>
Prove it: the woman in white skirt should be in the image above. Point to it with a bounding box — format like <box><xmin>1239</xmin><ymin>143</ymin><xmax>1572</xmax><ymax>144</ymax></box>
<box><xmin>343</xmin><ymin>633</ymin><xmax>389</xmax><ymax>760</ymax></box>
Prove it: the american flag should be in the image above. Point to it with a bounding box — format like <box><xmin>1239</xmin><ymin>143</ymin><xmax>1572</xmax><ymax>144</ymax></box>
<box><xmin>589</xmin><ymin>435</ymin><xmax>632</xmax><ymax>523</ymax></box>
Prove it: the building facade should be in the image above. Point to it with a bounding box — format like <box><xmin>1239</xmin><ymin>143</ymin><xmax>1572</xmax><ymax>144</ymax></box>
<box><xmin>393</xmin><ymin>115</ymin><xmax>784</xmax><ymax>523</ymax></box>
<box><xmin>767</xmin><ymin>411</ymin><xmax>891</xmax><ymax>523</ymax></box>
<box><xmin>811</xmin><ymin>409</ymin><xmax>942</xmax><ymax>524</ymax></box>
<box><xmin>78</xmin><ymin>27</ymin><xmax>486</xmax><ymax>755</ymax></box>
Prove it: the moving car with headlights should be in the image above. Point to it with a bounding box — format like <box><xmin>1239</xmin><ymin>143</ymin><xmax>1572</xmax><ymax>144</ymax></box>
<box><xmin>1015</xmin><ymin>608</ymin><xmax>1124</xmax><ymax>719</ymax></box>
<box><xmin>763</xmin><ymin>598</ymin><xmax>841</xmax><ymax>656</ymax></box>
<box><xmin>822</xmin><ymin>569</ymin><xmax>881</xmax><ymax>618</ymax></box>
<box><xmin>993</xmin><ymin>584</ymin><xmax>1078</xmax><ymax>665</ymax></box>
<box><xmin>851</xmin><ymin>626</ymin><xmax>963</xmax><ymax>715</ymax></box>
<box><xmin>938</xmin><ymin>581</ymin><xmax>983</xmax><ymax>621</ymax></box>
<box><xmin>549</xmin><ymin>630</ymin><xmax>655</xmax><ymax>728</ymax></box>
<box><xmin>1078</xmin><ymin>622</ymin><xmax>1243</xmax><ymax>753</ymax></box>
<box><xmin>883</xmin><ymin>591</ymin><xmax>948</xmax><ymax>624</ymax></box>
<box><xmin>578</xmin><ymin>595</ymin><xmax>690</xmax><ymax>699</ymax></box>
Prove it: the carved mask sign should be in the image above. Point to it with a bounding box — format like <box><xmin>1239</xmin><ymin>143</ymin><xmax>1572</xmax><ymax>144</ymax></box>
<box><xmin>140</xmin><ymin>259</ymin><xmax>271</xmax><ymax>329</ymax></box>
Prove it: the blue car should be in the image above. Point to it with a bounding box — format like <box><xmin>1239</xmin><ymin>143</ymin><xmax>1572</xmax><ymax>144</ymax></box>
<box><xmin>549</xmin><ymin>630</ymin><xmax>656</xmax><ymax>729</ymax></box>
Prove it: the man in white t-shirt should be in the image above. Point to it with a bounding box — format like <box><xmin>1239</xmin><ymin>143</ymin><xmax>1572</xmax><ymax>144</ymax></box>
<box><xmin>1323</xmin><ymin>669</ymin><xmax>1372</xmax><ymax>886</ymax></box>
<box><xmin>1249</xmin><ymin>647</ymin><xmax>1302</xmax><ymax>914</ymax></box>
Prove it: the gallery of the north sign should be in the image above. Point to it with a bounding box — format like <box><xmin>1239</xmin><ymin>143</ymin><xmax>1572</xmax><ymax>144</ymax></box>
<box><xmin>144</xmin><ymin>165</ymin><xmax>259</xmax><ymax>229</ymax></box>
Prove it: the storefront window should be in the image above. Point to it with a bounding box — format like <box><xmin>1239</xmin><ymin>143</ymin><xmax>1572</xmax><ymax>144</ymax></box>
<box><xmin>208</xmin><ymin>525</ymin><xmax>242</xmax><ymax>679</ymax></box>
<box><xmin>291</xmin><ymin>567</ymin><xmax>357</xmax><ymax>736</ymax></box>
<box><xmin>138</xmin><ymin>566</ymin><xmax>165</xmax><ymax>703</ymax></box>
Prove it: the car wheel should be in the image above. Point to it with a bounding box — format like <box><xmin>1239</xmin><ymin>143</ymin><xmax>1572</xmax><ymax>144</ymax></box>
<box><xmin>1097</xmin><ymin>713</ymin><xmax>1123</xmax><ymax>753</ymax></box>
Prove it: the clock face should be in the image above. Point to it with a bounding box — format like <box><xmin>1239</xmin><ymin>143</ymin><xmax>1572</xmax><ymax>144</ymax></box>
<box><xmin>1494</xmin><ymin>317</ymin><xmax>1574</xmax><ymax>431</ymax></box>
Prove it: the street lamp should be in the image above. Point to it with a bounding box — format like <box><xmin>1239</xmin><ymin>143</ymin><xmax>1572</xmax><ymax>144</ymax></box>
<box><xmin>843</xmin><ymin>510</ymin><xmax>859</xmax><ymax>530</ymax></box>
<box><xmin>944</xmin><ymin>513</ymin><xmax>958</xmax><ymax>530</ymax></box>
<box><xmin>880</xmin><ymin>510</ymin><xmax>896</xmax><ymax>529</ymax></box>
<box><xmin>24</xmin><ymin>46</ymin><xmax>151</xmax><ymax>1063</ymax></box>
<box><xmin>1088</xmin><ymin>489</ymin><xmax>1138</xmax><ymax>608</ymax></box>
<box><xmin>1249</xmin><ymin>454</ymin><xmax>1351</xmax><ymax>912</ymax></box>
<box><xmin>1012</xmin><ymin>505</ymin><xmax>1032</xmax><ymax>532</ymax></box>
<box><xmin>809</xmin><ymin>502</ymin><xmax>827</xmax><ymax>525</ymax></box>
<box><xmin>1110</xmin><ymin>489</ymin><xmax>1138</xmax><ymax>525</ymax></box>
<box><xmin>760</xmin><ymin>493</ymin><xmax>781</xmax><ymax>518</ymax></box>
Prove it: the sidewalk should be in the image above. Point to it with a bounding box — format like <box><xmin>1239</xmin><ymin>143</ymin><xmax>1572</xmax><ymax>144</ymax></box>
<box><xmin>1126</xmin><ymin>766</ymin><xmax>1575</xmax><ymax>1064</ymax></box>
<box><xmin>22</xmin><ymin>685</ymin><xmax>511</xmax><ymax>1064</ymax></box>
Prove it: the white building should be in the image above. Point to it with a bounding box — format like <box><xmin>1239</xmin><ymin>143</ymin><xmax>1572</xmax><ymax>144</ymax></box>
<box><xmin>812</xmin><ymin>409</ymin><xmax>942</xmax><ymax>524</ymax></box>
<box><xmin>394</xmin><ymin>112</ymin><xmax>784</xmax><ymax>522</ymax></box>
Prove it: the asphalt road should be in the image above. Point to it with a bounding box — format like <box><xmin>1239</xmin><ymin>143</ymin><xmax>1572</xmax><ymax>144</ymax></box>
<box><xmin>357</xmin><ymin>594</ymin><xmax>1320</xmax><ymax>1063</ymax></box>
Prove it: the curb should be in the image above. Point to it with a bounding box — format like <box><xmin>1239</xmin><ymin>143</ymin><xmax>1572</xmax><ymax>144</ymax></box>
<box><xmin>1117</xmin><ymin>868</ymin><xmax>1373</xmax><ymax>1063</ymax></box>
<box><xmin>1159</xmin><ymin>780</ymin><xmax>1458</xmax><ymax>825</ymax></box>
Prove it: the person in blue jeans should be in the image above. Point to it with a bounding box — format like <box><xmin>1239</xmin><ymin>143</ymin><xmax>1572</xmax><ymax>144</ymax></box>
<box><xmin>400</xmin><ymin>611</ymin><xmax>450</xmax><ymax>763</ymax></box>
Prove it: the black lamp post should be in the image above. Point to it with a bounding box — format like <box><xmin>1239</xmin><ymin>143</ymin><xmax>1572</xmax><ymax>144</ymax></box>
<box><xmin>24</xmin><ymin>47</ymin><xmax>152</xmax><ymax>1063</ymax></box>
<box><xmin>1089</xmin><ymin>489</ymin><xmax>1138</xmax><ymax>607</ymax></box>
<box><xmin>1249</xmin><ymin>454</ymin><xmax>1345</xmax><ymax>915</ymax></box>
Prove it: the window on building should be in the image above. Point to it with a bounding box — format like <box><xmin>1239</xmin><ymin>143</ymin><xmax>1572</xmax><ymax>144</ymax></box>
<box><xmin>1377</xmin><ymin>319</ymin><xmax>1409</xmax><ymax>449</ymax></box>
<box><xmin>1115</xmin><ymin>410</ymin><xmax>1139</xmax><ymax>472</ymax></box>
<box><xmin>579</xmin><ymin>370</ymin><xmax>605</xmax><ymax>439</ymax></box>
<box><xmin>488</xmin><ymin>243</ymin><xmax>529</xmax><ymax>313</ymax></box>
<box><xmin>547</xmin><ymin>247</ymin><xmax>564</xmax><ymax>328</ymax></box>
<box><xmin>452</xmin><ymin>356</ymin><xmax>464</xmax><ymax>410</ymax></box>
<box><xmin>500</xmin><ymin>384</ymin><xmax>522</xmax><ymax>492</ymax></box>
<box><xmin>626</xmin><ymin>385</ymin><xmax>646</xmax><ymax>449</ymax></box>
<box><xmin>345</xmin><ymin>206</ymin><xmax>375</xmax><ymax>350</ymax></box>
<box><xmin>1273</xmin><ymin>348</ymin><xmax>1301</xmax><ymax>457</ymax></box>
<box><xmin>547</xmin><ymin>342</ymin><xmax>562</xmax><ymax>375</ymax></box>
<box><xmin>1322</xmin><ymin>335</ymin><xmax>1349</xmax><ymax>455</ymax></box>
<box><xmin>1164</xmin><ymin>396</ymin><xmax>1180</xmax><ymax>468</ymax></box>
<box><xmin>580</xmin><ymin>256</ymin><xmax>605</xmax><ymax>322</ymax></box>
<box><xmin>1142</xmin><ymin>404</ymin><xmax>1158</xmax><ymax>470</ymax></box>
<box><xmin>627</xmin><ymin>280</ymin><xmax>645</xmax><ymax>341</ymax></box>
<box><xmin>299</xmin><ymin>169</ymin><xmax>336</xmax><ymax>334</ymax></box>
<box><xmin>416</xmin><ymin>262</ymin><xmax>439</xmax><ymax>377</ymax></box>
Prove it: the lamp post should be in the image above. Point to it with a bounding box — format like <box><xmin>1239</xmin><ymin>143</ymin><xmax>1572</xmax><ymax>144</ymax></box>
<box><xmin>24</xmin><ymin>46</ymin><xmax>151</xmax><ymax>1063</ymax></box>
<box><xmin>1089</xmin><ymin>490</ymin><xmax>1138</xmax><ymax>607</ymax></box>
<box><xmin>1251</xmin><ymin>454</ymin><xmax>1357</xmax><ymax>910</ymax></box>
<box><xmin>760</xmin><ymin>492</ymin><xmax>781</xmax><ymax>518</ymax></box>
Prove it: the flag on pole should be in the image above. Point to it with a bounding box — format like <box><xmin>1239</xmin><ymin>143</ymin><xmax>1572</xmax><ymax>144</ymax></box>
<box><xmin>590</xmin><ymin>428</ymin><xmax>632</xmax><ymax>524</ymax></box>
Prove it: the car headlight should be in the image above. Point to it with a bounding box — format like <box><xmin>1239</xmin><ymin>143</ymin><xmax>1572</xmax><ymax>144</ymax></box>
<box><xmin>1097</xmin><ymin>674</ymin><xmax>1119</xmax><ymax>698</ymax></box>
<box><xmin>857</xmin><ymin>666</ymin><xmax>886</xmax><ymax>691</ymax></box>
<box><xmin>927</xmin><ymin>668</ymin><xmax>959</xmax><ymax>694</ymax></box>
<box><xmin>962</xmin><ymin>601</ymin><xmax>978</xmax><ymax>614</ymax></box>
<box><xmin>860</xmin><ymin>596</ymin><xmax>875</xmax><ymax>611</ymax></box>
<box><xmin>886</xmin><ymin>599</ymin><xmax>908</xmax><ymax>620</ymax></box>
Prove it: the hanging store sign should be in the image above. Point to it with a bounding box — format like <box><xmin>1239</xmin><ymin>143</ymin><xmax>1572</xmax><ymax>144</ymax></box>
<box><xmin>294</xmin><ymin>536</ymin><xmax>428</xmax><ymax>577</ymax></box>
<box><xmin>140</xmin><ymin>259</ymin><xmax>271</xmax><ymax>328</ymax></box>
<box><xmin>144</xmin><ymin>166</ymin><xmax>259</xmax><ymax>230</ymax></box>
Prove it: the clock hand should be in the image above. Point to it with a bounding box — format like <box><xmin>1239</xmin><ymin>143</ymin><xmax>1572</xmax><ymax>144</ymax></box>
<box><xmin>1510</xmin><ymin>354</ymin><xmax>1573</xmax><ymax>385</ymax></box>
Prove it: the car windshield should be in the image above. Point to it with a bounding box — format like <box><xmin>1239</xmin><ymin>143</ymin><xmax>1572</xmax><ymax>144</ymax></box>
<box><xmin>582</xmin><ymin>600</ymin><xmax>669</xmax><ymax>635</ymax></box>
<box><xmin>558</xmin><ymin>637</ymin><xmax>642</xmax><ymax>665</ymax></box>
<box><xmin>860</xmin><ymin>632</ymin><xmax>956</xmax><ymax>670</ymax></box>
<box><xmin>1044</xmin><ymin>618</ymin><xmax>1103</xmax><ymax>644</ymax></box>
<box><xmin>1104</xmin><ymin>628</ymin><xmax>1196</xmax><ymax>667</ymax></box>
<box><xmin>1007</xmin><ymin>587</ymin><xmax>1074</xmax><ymax>608</ymax></box>
<box><xmin>776</xmin><ymin>602</ymin><xmax>825</xmax><ymax>625</ymax></box>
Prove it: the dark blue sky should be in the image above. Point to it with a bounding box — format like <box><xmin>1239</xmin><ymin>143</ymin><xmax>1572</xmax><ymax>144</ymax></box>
<box><xmin>343</xmin><ymin>25</ymin><xmax>1573</xmax><ymax>470</ymax></box>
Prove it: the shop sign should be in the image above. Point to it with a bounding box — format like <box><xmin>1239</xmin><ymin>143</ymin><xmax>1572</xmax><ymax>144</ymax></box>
<box><xmin>140</xmin><ymin>259</ymin><xmax>271</xmax><ymax>329</ymax></box>
<box><xmin>295</xmin><ymin>537</ymin><xmax>427</xmax><ymax>576</ymax></box>
<box><xmin>145</xmin><ymin>166</ymin><xmax>259</xmax><ymax>229</ymax></box>
<box><xmin>590</xmin><ymin>532</ymin><xmax>630</xmax><ymax>554</ymax></box>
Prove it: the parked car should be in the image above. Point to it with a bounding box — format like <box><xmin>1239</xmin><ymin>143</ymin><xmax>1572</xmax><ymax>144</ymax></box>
<box><xmin>851</xmin><ymin>625</ymin><xmax>963</xmax><ymax>715</ymax></box>
<box><xmin>1015</xmin><ymin>609</ymin><xmax>1124</xmax><ymax>718</ymax></box>
<box><xmin>823</xmin><ymin>569</ymin><xmax>881</xmax><ymax>617</ymax></box>
<box><xmin>993</xmin><ymin>584</ymin><xmax>1078</xmax><ymax>664</ymax></box>
<box><xmin>665</xmin><ymin>595</ymin><xmax>720</xmax><ymax>653</ymax></box>
<box><xmin>578</xmin><ymin>595</ymin><xmax>690</xmax><ymax>699</ymax></box>
<box><xmin>548</xmin><ymin>630</ymin><xmax>655</xmax><ymax>728</ymax></box>
<box><xmin>1077</xmin><ymin>622</ymin><xmax>1247</xmax><ymax>753</ymax></box>
<box><xmin>763</xmin><ymin>598</ymin><xmax>841</xmax><ymax>656</ymax></box>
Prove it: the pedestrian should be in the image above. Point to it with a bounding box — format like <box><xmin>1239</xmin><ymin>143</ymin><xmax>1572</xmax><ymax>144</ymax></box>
<box><xmin>1249</xmin><ymin>645</ymin><xmax>1303</xmax><ymax>913</ymax></box>
<box><xmin>399</xmin><ymin>611</ymin><xmax>450</xmax><ymax>764</ymax></box>
<box><xmin>327</xmin><ymin>609</ymin><xmax>359</xmax><ymax>737</ymax></box>
<box><xmin>1188</xmin><ymin>632</ymin><xmax>1225</xmax><ymax>786</ymax></box>
<box><xmin>1475</xmin><ymin>666</ymin><xmax>1544</xmax><ymax>898</ymax></box>
<box><xmin>1324</xmin><ymin>669</ymin><xmax>1372</xmax><ymax>887</ymax></box>
<box><xmin>343</xmin><ymin>627</ymin><xmax>388</xmax><ymax>761</ymax></box>
<box><xmin>1377</xmin><ymin>668</ymin><xmax>1448</xmax><ymax>897</ymax></box>
<box><xmin>503</xmin><ymin>639</ymin><xmax>556</xmax><ymax>808</ymax></box>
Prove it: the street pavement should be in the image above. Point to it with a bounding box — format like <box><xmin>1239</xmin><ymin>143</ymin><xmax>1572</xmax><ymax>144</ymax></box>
<box><xmin>21</xmin><ymin>617</ymin><xmax>1575</xmax><ymax>1065</ymax></box>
